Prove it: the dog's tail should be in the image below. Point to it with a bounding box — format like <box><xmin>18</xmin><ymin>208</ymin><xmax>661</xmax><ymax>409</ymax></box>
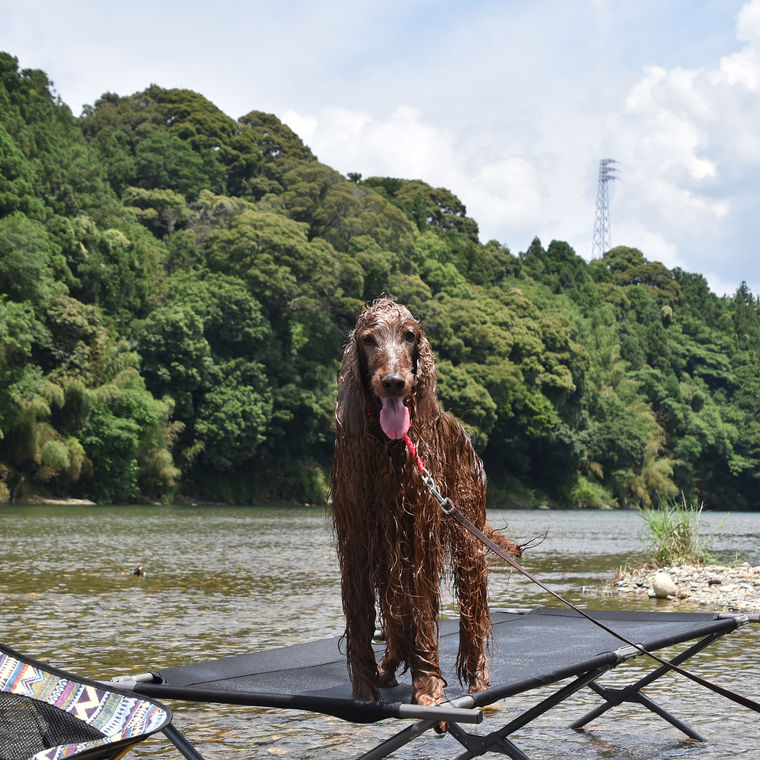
<box><xmin>483</xmin><ymin>523</ymin><xmax>523</xmax><ymax>559</ymax></box>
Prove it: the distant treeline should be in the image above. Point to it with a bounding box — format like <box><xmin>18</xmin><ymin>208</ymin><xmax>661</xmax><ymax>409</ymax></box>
<box><xmin>1</xmin><ymin>51</ymin><xmax>759</xmax><ymax>508</ymax></box>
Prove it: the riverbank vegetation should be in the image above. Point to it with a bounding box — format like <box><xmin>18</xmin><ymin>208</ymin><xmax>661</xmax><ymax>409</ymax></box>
<box><xmin>2</xmin><ymin>52</ymin><xmax>760</xmax><ymax>507</ymax></box>
<box><xmin>638</xmin><ymin>496</ymin><xmax>718</xmax><ymax>567</ymax></box>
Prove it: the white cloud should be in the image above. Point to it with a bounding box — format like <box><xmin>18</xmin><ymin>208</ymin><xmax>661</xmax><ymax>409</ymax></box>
<box><xmin>598</xmin><ymin>2</ymin><xmax>760</xmax><ymax>295</ymax></box>
<box><xmin>285</xmin><ymin>1</ymin><xmax>760</xmax><ymax>295</ymax></box>
<box><xmin>283</xmin><ymin>105</ymin><xmax>453</xmax><ymax>181</ymax></box>
<box><xmin>464</xmin><ymin>158</ymin><xmax>545</xmax><ymax>234</ymax></box>
<box><xmin>720</xmin><ymin>46</ymin><xmax>760</xmax><ymax>90</ymax></box>
<box><xmin>719</xmin><ymin>0</ymin><xmax>760</xmax><ymax>90</ymax></box>
<box><xmin>282</xmin><ymin>105</ymin><xmax>547</xmax><ymax>248</ymax></box>
<box><xmin>737</xmin><ymin>0</ymin><xmax>760</xmax><ymax>41</ymax></box>
<box><xmin>615</xmin><ymin>220</ymin><xmax>680</xmax><ymax>269</ymax></box>
<box><xmin>3</xmin><ymin>0</ymin><xmax>759</xmax><ymax>294</ymax></box>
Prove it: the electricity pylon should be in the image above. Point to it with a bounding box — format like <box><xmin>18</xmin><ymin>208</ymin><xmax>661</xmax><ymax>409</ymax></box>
<box><xmin>591</xmin><ymin>159</ymin><xmax>619</xmax><ymax>259</ymax></box>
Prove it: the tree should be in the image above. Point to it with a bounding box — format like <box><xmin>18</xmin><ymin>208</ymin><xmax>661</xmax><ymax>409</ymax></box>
<box><xmin>134</xmin><ymin>130</ymin><xmax>224</xmax><ymax>200</ymax></box>
<box><xmin>363</xmin><ymin>177</ymin><xmax>479</xmax><ymax>240</ymax></box>
<box><xmin>732</xmin><ymin>282</ymin><xmax>760</xmax><ymax>349</ymax></box>
<box><xmin>0</xmin><ymin>124</ymin><xmax>44</xmax><ymax>217</ymax></box>
<box><xmin>603</xmin><ymin>246</ymin><xmax>682</xmax><ymax>305</ymax></box>
<box><xmin>195</xmin><ymin>361</ymin><xmax>272</xmax><ymax>470</ymax></box>
<box><xmin>82</xmin><ymin>369</ymin><xmax>178</xmax><ymax>502</ymax></box>
<box><xmin>0</xmin><ymin>214</ymin><xmax>60</xmax><ymax>307</ymax></box>
<box><xmin>137</xmin><ymin>305</ymin><xmax>214</xmax><ymax>419</ymax></box>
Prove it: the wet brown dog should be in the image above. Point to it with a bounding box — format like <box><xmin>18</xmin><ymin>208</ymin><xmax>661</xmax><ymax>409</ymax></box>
<box><xmin>331</xmin><ymin>298</ymin><xmax>521</xmax><ymax>711</ymax></box>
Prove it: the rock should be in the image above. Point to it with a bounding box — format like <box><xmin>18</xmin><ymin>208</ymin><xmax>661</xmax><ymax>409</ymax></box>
<box><xmin>652</xmin><ymin>571</ymin><xmax>678</xmax><ymax>599</ymax></box>
<box><xmin>606</xmin><ymin>563</ymin><xmax>760</xmax><ymax>613</ymax></box>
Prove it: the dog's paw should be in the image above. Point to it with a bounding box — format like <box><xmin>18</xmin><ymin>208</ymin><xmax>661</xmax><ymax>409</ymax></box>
<box><xmin>412</xmin><ymin>673</ymin><xmax>448</xmax><ymax>731</ymax></box>
<box><xmin>412</xmin><ymin>674</ymin><xmax>445</xmax><ymax>706</ymax></box>
<box><xmin>468</xmin><ymin>677</ymin><xmax>491</xmax><ymax>694</ymax></box>
<box><xmin>377</xmin><ymin>668</ymin><xmax>398</xmax><ymax>688</ymax></box>
<box><xmin>377</xmin><ymin>651</ymin><xmax>399</xmax><ymax>687</ymax></box>
<box><xmin>411</xmin><ymin>672</ymin><xmax>448</xmax><ymax>732</ymax></box>
<box><xmin>351</xmin><ymin>686</ymin><xmax>381</xmax><ymax>701</ymax></box>
<box><xmin>467</xmin><ymin>658</ymin><xmax>490</xmax><ymax>694</ymax></box>
<box><xmin>351</xmin><ymin>677</ymin><xmax>381</xmax><ymax>702</ymax></box>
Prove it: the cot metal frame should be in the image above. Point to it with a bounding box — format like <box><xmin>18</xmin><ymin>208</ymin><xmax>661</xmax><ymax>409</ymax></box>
<box><xmin>110</xmin><ymin>608</ymin><xmax>758</xmax><ymax>760</ymax></box>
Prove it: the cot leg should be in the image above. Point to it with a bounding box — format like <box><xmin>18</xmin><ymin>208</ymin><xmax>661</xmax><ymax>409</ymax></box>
<box><xmin>448</xmin><ymin>722</ymin><xmax>531</xmax><ymax>760</ymax></box>
<box><xmin>634</xmin><ymin>691</ymin><xmax>704</xmax><ymax>741</ymax></box>
<box><xmin>571</xmin><ymin>631</ymin><xmax>727</xmax><ymax>740</ymax></box>
<box><xmin>447</xmin><ymin>664</ymin><xmax>614</xmax><ymax>759</ymax></box>
<box><xmin>571</xmin><ymin>681</ymin><xmax>704</xmax><ymax>741</ymax></box>
<box><xmin>355</xmin><ymin>696</ymin><xmax>477</xmax><ymax>760</ymax></box>
<box><xmin>162</xmin><ymin>723</ymin><xmax>209</xmax><ymax>760</ymax></box>
<box><xmin>355</xmin><ymin>718</ymin><xmax>439</xmax><ymax>760</ymax></box>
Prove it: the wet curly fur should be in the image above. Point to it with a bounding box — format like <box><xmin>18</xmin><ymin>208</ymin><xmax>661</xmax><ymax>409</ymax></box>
<box><xmin>331</xmin><ymin>298</ymin><xmax>521</xmax><ymax>710</ymax></box>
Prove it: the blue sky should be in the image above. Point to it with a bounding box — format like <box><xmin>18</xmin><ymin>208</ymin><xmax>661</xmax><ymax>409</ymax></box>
<box><xmin>3</xmin><ymin>0</ymin><xmax>759</xmax><ymax>297</ymax></box>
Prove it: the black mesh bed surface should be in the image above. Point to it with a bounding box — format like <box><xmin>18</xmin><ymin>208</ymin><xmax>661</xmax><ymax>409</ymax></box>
<box><xmin>126</xmin><ymin>609</ymin><xmax>741</xmax><ymax>724</ymax></box>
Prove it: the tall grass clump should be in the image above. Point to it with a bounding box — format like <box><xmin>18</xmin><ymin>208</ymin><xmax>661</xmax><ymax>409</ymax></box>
<box><xmin>638</xmin><ymin>494</ymin><xmax>719</xmax><ymax>567</ymax></box>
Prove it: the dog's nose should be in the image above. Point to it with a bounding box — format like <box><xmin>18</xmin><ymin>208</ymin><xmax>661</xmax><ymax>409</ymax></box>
<box><xmin>381</xmin><ymin>373</ymin><xmax>406</xmax><ymax>393</ymax></box>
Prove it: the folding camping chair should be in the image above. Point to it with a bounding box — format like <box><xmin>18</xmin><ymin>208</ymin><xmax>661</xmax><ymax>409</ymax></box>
<box><xmin>0</xmin><ymin>642</ymin><xmax>195</xmax><ymax>760</ymax></box>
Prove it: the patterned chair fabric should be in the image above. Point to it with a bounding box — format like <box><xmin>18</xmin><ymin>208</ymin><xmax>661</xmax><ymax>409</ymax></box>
<box><xmin>0</xmin><ymin>643</ymin><xmax>170</xmax><ymax>760</ymax></box>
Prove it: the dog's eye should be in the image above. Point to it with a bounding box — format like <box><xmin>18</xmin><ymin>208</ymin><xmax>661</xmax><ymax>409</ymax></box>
<box><xmin>361</xmin><ymin>334</ymin><xmax>377</xmax><ymax>348</ymax></box>
<box><xmin>403</xmin><ymin>330</ymin><xmax>416</xmax><ymax>343</ymax></box>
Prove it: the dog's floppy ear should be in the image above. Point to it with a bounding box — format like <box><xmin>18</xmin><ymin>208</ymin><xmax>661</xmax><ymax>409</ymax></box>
<box><xmin>335</xmin><ymin>331</ymin><xmax>370</xmax><ymax>438</ymax></box>
<box><xmin>413</xmin><ymin>331</ymin><xmax>441</xmax><ymax>420</ymax></box>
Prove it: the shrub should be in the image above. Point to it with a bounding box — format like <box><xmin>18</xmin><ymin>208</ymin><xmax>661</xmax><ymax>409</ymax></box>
<box><xmin>638</xmin><ymin>494</ymin><xmax>718</xmax><ymax>567</ymax></box>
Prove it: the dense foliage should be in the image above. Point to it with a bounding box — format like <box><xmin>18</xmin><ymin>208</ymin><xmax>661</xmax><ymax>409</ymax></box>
<box><xmin>2</xmin><ymin>52</ymin><xmax>759</xmax><ymax>507</ymax></box>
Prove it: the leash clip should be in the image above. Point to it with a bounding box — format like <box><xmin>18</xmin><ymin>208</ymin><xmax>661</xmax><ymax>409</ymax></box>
<box><xmin>405</xmin><ymin>436</ymin><xmax>456</xmax><ymax>515</ymax></box>
<box><xmin>420</xmin><ymin>470</ymin><xmax>455</xmax><ymax>514</ymax></box>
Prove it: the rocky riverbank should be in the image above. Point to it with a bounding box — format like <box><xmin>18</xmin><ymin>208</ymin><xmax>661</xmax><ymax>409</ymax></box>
<box><xmin>608</xmin><ymin>563</ymin><xmax>760</xmax><ymax>614</ymax></box>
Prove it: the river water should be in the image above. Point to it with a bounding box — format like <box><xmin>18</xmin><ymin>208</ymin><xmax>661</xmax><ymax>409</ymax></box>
<box><xmin>1</xmin><ymin>505</ymin><xmax>759</xmax><ymax>759</ymax></box>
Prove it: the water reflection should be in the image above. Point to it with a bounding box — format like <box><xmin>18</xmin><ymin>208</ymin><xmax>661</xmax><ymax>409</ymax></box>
<box><xmin>1</xmin><ymin>505</ymin><xmax>758</xmax><ymax>758</ymax></box>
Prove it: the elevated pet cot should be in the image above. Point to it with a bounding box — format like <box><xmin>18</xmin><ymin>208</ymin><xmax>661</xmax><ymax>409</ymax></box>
<box><xmin>3</xmin><ymin>609</ymin><xmax>757</xmax><ymax>759</ymax></box>
<box><xmin>104</xmin><ymin>607</ymin><xmax>759</xmax><ymax>760</ymax></box>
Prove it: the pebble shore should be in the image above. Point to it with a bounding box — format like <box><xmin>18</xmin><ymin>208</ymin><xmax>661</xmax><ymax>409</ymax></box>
<box><xmin>608</xmin><ymin>563</ymin><xmax>760</xmax><ymax>614</ymax></box>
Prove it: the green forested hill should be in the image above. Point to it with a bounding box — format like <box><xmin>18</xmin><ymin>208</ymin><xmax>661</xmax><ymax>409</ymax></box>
<box><xmin>1</xmin><ymin>52</ymin><xmax>759</xmax><ymax>508</ymax></box>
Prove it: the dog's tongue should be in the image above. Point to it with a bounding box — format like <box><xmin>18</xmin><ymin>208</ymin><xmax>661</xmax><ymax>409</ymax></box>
<box><xmin>379</xmin><ymin>397</ymin><xmax>411</xmax><ymax>439</ymax></box>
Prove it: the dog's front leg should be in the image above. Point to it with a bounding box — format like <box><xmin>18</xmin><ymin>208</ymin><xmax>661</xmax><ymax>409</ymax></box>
<box><xmin>343</xmin><ymin>569</ymin><xmax>381</xmax><ymax>702</ymax></box>
<box><xmin>451</xmin><ymin>527</ymin><xmax>492</xmax><ymax>694</ymax></box>
<box><xmin>410</xmin><ymin>641</ymin><xmax>445</xmax><ymax>706</ymax></box>
<box><xmin>411</xmin><ymin>644</ymin><xmax>447</xmax><ymax>734</ymax></box>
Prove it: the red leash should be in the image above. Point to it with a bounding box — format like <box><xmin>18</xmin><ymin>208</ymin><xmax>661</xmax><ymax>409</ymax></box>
<box><xmin>403</xmin><ymin>434</ymin><xmax>425</xmax><ymax>474</ymax></box>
